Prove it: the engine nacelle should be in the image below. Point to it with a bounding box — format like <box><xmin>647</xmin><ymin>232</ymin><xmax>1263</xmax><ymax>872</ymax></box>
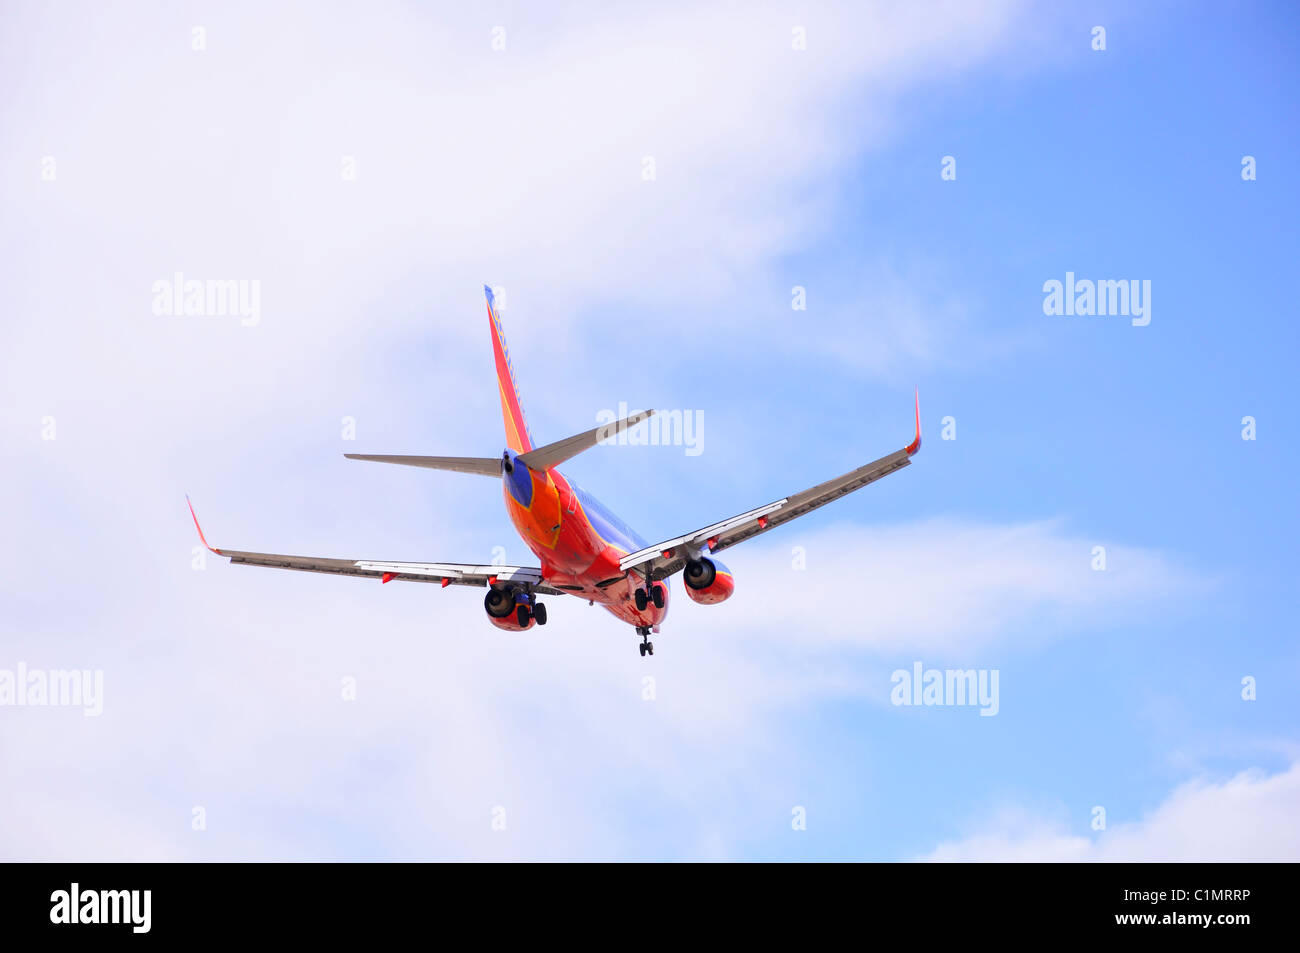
<box><xmin>682</xmin><ymin>557</ymin><xmax>735</xmax><ymax>605</ymax></box>
<box><xmin>484</xmin><ymin>588</ymin><xmax>535</xmax><ymax>631</ymax></box>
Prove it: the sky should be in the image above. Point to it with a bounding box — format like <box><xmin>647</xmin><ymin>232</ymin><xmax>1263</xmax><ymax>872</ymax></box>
<box><xmin>1</xmin><ymin>0</ymin><xmax>1297</xmax><ymax>861</ymax></box>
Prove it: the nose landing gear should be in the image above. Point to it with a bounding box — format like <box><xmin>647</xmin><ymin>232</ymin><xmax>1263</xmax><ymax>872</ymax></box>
<box><xmin>636</xmin><ymin>626</ymin><xmax>654</xmax><ymax>657</ymax></box>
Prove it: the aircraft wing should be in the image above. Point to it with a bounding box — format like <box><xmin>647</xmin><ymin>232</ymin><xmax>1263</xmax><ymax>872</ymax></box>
<box><xmin>619</xmin><ymin>393</ymin><xmax>921</xmax><ymax>583</ymax></box>
<box><xmin>186</xmin><ymin>498</ymin><xmax>564</xmax><ymax>595</ymax></box>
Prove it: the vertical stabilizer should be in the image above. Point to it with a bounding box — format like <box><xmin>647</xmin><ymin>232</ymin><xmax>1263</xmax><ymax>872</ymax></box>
<box><xmin>485</xmin><ymin>285</ymin><xmax>535</xmax><ymax>453</ymax></box>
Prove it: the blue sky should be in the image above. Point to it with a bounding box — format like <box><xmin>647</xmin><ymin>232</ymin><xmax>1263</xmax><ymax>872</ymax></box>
<box><xmin>1</xmin><ymin>1</ymin><xmax>1297</xmax><ymax>860</ymax></box>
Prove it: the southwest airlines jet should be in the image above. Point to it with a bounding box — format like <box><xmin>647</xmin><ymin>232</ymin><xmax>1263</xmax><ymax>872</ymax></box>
<box><xmin>188</xmin><ymin>287</ymin><xmax>921</xmax><ymax>657</ymax></box>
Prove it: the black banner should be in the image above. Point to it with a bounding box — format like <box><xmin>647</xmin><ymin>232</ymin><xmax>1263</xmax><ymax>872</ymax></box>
<box><xmin>0</xmin><ymin>862</ymin><xmax>1284</xmax><ymax>940</ymax></box>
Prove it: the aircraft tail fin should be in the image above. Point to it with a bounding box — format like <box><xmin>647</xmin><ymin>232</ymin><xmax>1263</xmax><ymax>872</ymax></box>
<box><xmin>485</xmin><ymin>286</ymin><xmax>535</xmax><ymax>453</ymax></box>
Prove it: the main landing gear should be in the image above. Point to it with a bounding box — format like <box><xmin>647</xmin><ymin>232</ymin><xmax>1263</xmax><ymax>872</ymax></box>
<box><xmin>637</xmin><ymin>626</ymin><xmax>654</xmax><ymax>657</ymax></box>
<box><xmin>634</xmin><ymin>582</ymin><xmax>665</xmax><ymax>612</ymax></box>
<box><xmin>515</xmin><ymin>599</ymin><xmax>548</xmax><ymax>627</ymax></box>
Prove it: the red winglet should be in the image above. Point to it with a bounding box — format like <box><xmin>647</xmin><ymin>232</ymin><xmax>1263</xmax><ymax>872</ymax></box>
<box><xmin>381</xmin><ymin>572</ymin><xmax>398</xmax><ymax>584</ymax></box>
<box><xmin>185</xmin><ymin>495</ymin><xmax>222</xmax><ymax>555</ymax></box>
<box><xmin>441</xmin><ymin>577</ymin><xmax>451</xmax><ymax>588</ymax></box>
<box><xmin>905</xmin><ymin>389</ymin><xmax>922</xmax><ymax>456</ymax></box>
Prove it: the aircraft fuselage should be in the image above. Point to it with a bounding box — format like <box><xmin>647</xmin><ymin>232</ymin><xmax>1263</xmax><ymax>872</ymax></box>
<box><xmin>500</xmin><ymin>449</ymin><xmax>669</xmax><ymax>629</ymax></box>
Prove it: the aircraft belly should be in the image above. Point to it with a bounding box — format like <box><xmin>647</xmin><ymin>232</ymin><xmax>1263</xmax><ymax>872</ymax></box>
<box><xmin>542</xmin><ymin>544</ymin><xmax>669</xmax><ymax>629</ymax></box>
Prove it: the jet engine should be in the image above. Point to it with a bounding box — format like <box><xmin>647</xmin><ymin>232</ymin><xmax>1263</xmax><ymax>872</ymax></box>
<box><xmin>682</xmin><ymin>557</ymin><xmax>735</xmax><ymax>605</ymax></box>
<box><xmin>484</xmin><ymin>587</ymin><xmax>538</xmax><ymax>631</ymax></box>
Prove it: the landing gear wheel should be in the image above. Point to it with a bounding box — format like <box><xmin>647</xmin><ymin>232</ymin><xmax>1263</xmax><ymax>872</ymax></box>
<box><xmin>516</xmin><ymin>605</ymin><xmax>531</xmax><ymax>627</ymax></box>
<box><xmin>645</xmin><ymin>642</ymin><xmax>654</xmax><ymax>656</ymax></box>
<box><xmin>533</xmin><ymin>602</ymin><xmax>547</xmax><ymax>626</ymax></box>
<box><xmin>650</xmin><ymin>584</ymin><xmax>665</xmax><ymax>609</ymax></box>
<box><xmin>636</xmin><ymin>626</ymin><xmax>654</xmax><ymax>657</ymax></box>
<box><xmin>639</xmin><ymin>642</ymin><xmax>647</xmax><ymax>657</ymax></box>
<box><xmin>634</xmin><ymin>588</ymin><xmax>648</xmax><ymax>612</ymax></box>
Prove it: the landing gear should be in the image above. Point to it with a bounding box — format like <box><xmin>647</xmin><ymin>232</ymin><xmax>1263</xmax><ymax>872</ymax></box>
<box><xmin>634</xmin><ymin>582</ymin><xmax>665</xmax><ymax>612</ymax></box>
<box><xmin>636</xmin><ymin>626</ymin><xmax>654</xmax><ymax>657</ymax></box>
<box><xmin>488</xmin><ymin>587</ymin><xmax>544</xmax><ymax>628</ymax></box>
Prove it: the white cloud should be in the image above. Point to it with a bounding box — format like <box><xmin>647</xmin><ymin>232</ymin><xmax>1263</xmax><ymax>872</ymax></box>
<box><xmin>5</xmin><ymin>0</ymin><xmax>1217</xmax><ymax>862</ymax></box>
<box><xmin>0</xmin><ymin>517</ymin><xmax>1197</xmax><ymax>860</ymax></box>
<box><xmin>0</xmin><ymin>0</ymin><xmax>1027</xmax><ymax>442</ymax></box>
<box><xmin>918</xmin><ymin>762</ymin><xmax>1300</xmax><ymax>862</ymax></box>
<box><xmin>708</xmin><ymin>518</ymin><xmax>1202</xmax><ymax>655</ymax></box>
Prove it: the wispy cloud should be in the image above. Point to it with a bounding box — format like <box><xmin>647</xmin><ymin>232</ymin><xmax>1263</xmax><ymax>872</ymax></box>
<box><xmin>917</xmin><ymin>762</ymin><xmax>1300</xmax><ymax>862</ymax></box>
<box><xmin>709</xmin><ymin>518</ymin><xmax>1205</xmax><ymax>654</ymax></box>
<box><xmin>0</xmin><ymin>1</ymin><xmax>1027</xmax><ymax>434</ymax></box>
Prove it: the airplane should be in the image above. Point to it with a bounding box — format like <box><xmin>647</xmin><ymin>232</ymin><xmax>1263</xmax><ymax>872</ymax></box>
<box><xmin>187</xmin><ymin>286</ymin><xmax>921</xmax><ymax>658</ymax></box>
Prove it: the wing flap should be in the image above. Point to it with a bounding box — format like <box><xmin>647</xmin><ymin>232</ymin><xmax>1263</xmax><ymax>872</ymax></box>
<box><xmin>619</xmin><ymin>500</ymin><xmax>786</xmax><ymax>573</ymax></box>
<box><xmin>618</xmin><ymin>395</ymin><xmax>920</xmax><ymax>582</ymax></box>
<box><xmin>219</xmin><ymin>549</ymin><xmax>561</xmax><ymax>593</ymax></box>
<box><xmin>186</xmin><ymin>498</ymin><xmax>561</xmax><ymax>594</ymax></box>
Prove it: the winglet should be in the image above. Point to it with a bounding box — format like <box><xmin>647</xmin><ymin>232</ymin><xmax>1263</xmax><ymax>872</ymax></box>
<box><xmin>905</xmin><ymin>390</ymin><xmax>921</xmax><ymax>456</ymax></box>
<box><xmin>185</xmin><ymin>495</ymin><xmax>222</xmax><ymax>555</ymax></box>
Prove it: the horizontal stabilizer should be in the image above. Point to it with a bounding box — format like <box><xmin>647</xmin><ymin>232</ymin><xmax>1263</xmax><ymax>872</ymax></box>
<box><xmin>343</xmin><ymin>454</ymin><xmax>501</xmax><ymax>476</ymax></box>
<box><xmin>516</xmin><ymin>410</ymin><xmax>655</xmax><ymax>472</ymax></box>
